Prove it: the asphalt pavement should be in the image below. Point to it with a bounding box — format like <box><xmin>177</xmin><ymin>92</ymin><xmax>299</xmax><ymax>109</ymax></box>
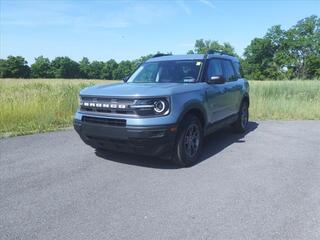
<box><xmin>1</xmin><ymin>121</ymin><xmax>320</xmax><ymax>240</ymax></box>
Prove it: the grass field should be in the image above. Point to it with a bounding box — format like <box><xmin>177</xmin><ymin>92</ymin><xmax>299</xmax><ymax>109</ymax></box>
<box><xmin>249</xmin><ymin>80</ymin><xmax>320</xmax><ymax>120</ymax></box>
<box><xmin>0</xmin><ymin>79</ymin><xmax>103</xmax><ymax>137</ymax></box>
<box><xmin>0</xmin><ymin>79</ymin><xmax>319</xmax><ymax>137</ymax></box>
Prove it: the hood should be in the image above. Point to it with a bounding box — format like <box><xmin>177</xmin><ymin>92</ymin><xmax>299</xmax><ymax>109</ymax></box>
<box><xmin>80</xmin><ymin>82</ymin><xmax>205</xmax><ymax>97</ymax></box>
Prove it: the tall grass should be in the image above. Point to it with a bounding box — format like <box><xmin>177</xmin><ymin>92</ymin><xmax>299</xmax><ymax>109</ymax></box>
<box><xmin>0</xmin><ymin>79</ymin><xmax>319</xmax><ymax>137</ymax></box>
<box><xmin>250</xmin><ymin>80</ymin><xmax>320</xmax><ymax>120</ymax></box>
<box><xmin>0</xmin><ymin>79</ymin><xmax>110</xmax><ymax>136</ymax></box>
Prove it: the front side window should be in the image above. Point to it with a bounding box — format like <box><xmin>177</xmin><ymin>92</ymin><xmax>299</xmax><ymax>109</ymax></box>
<box><xmin>128</xmin><ymin>60</ymin><xmax>202</xmax><ymax>83</ymax></box>
<box><xmin>207</xmin><ymin>59</ymin><xmax>223</xmax><ymax>80</ymax></box>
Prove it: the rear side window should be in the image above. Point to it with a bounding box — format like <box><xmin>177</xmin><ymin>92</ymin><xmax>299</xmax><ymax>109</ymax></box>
<box><xmin>207</xmin><ymin>59</ymin><xmax>223</xmax><ymax>80</ymax></box>
<box><xmin>221</xmin><ymin>60</ymin><xmax>237</xmax><ymax>81</ymax></box>
<box><xmin>233</xmin><ymin>61</ymin><xmax>242</xmax><ymax>78</ymax></box>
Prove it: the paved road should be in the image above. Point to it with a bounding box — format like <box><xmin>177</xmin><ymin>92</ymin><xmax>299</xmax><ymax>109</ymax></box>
<box><xmin>1</xmin><ymin>121</ymin><xmax>320</xmax><ymax>240</ymax></box>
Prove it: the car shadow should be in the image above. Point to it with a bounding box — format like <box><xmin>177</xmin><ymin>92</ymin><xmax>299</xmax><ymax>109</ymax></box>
<box><xmin>199</xmin><ymin>121</ymin><xmax>259</xmax><ymax>163</ymax></box>
<box><xmin>95</xmin><ymin>121</ymin><xmax>259</xmax><ymax>169</ymax></box>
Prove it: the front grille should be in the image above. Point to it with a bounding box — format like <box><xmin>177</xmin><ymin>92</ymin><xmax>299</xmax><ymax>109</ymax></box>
<box><xmin>82</xmin><ymin>116</ymin><xmax>126</xmax><ymax>126</ymax></box>
<box><xmin>80</xmin><ymin>97</ymin><xmax>136</xmax><ymax>115</ymax></box>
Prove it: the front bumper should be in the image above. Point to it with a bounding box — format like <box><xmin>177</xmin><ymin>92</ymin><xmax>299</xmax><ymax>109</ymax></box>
<box><xmin>73</xmin><ymin>118</ymin><xmax>177</xmax><ymax>158</ymax></box>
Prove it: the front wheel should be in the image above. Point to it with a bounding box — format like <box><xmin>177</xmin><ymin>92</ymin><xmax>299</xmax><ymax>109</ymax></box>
<box><xmin>173</xmin><ymin>114</ymin><xmax>203</xmax><ymax>167</ymax></box>
<box><xmin>232</xmin><ymin>101</ymin><xmax>249</xmax><ymax>133</ymax></box>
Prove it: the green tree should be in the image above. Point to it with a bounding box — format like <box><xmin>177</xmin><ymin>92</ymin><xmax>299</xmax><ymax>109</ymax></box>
<box><xmin>305</xmin><ymin>54</ymin><xmax>320</xmax><ymax>78</ymax></box>
<box><xmin>242</xmin><ymin>38</ymin><xmax>277</xmax><ymax>79</ymax></box>
<box><xmin>79</xmin><ymin>57</ymin><xmax>91</xmax><ymax>79</ymax></box>
<box><xmin>189</xmin><ymin>39</ymin><xmax>237</xmax><ymax>56</ymax></box>
<box><xmin>31</xmin><ymin>56</ymin><xmax>53</xmax><ymax>78</ymax></box>
<box><xmin>242</xmin><ymin>15</ymin><xmax>320</xmax><ymax>80</ymax></box>
<box><xmin>113</xmin><ymin>60</ymin><xmax>134</xmax><ymax>79</ymax></box>
<box><xmin>51</xmin><ymin>57</ymin><xmax>80</xmax><ymax>78</ymax></box>
<box><xmin>88</xmin><ymin>61</ymin><xmax>105</xmax><ymax>79</ymax></box>
<box><xmin>101</xmin><ymin>59</ymin><xmax>118</xmax><ymax>79</ymax></box>
<box><xmin>0</xmin><ymin>59</ymin><xmax>9</xmax><ymax>78</ymax></box>
<box><xmin>0</xmin><ymin>56</ymin><xmax>30</xmax><ymax>78</ymax></box>
<box><xmin>283</xmin><ymin>15</ymin><xmax>320</xmax><ymax>78</ymax></box>
<box><xmin>265</xmin><ymin>25</ymin><xmax>285</xmax><ymax>50</ymax></box>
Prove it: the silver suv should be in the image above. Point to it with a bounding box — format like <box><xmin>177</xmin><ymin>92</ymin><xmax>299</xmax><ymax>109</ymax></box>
<box><xmin>74</xmin><ymin>51</ymin><xmax>249</xmax><ymax>167</ymax></box>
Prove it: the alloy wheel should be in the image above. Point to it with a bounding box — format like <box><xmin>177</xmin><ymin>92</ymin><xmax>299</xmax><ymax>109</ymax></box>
<box><xmin>184</xmin><ymin>123</ymin><xmax>200</xmax><ymax>158</ymax></box>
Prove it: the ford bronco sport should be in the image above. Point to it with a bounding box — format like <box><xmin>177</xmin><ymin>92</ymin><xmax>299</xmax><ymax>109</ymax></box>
<box><xmin>74</xmin><ymin>51</ymin><xmax>249</xmax><ymax>167</ymax></box>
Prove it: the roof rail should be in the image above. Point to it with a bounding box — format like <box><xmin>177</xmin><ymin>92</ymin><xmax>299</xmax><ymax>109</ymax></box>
<box><xmin>152</xmin><ymin>53</ymin><xmax>172</xmax><ymax>58</ymax></box>
<box><xmin>206</xmin><ymin>49</ymin><xmax>234</xmax><ymax>57</ymax></box>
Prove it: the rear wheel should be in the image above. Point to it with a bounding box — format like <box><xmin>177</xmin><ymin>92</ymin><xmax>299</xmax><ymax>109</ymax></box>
<box><xmin>233</xmin><ymin>101</ymin><xmax>249</xmax><ymax>133</ymax></box>
<box><xmin>173</xmin><ymin>114</ymin><xmax>203</xmax><ymax>167</ymax></box>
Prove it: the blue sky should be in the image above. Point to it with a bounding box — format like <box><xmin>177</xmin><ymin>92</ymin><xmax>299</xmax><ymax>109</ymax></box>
<box><xmin>0</xmin><ymin>0</ymin><xmax>319</xmax><ymax>64</ymax></box>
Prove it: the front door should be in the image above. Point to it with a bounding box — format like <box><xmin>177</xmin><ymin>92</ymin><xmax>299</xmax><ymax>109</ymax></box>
<box><xmin>205</xmin><ymin>58</ymin><xmax>230</xmax><ymax>124</ymax></box>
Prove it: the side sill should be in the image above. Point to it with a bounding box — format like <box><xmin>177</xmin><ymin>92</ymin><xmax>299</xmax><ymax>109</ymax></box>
<box><xmin>204</xmin><ymin>114</ymin><xmax>238</xmax><ymax>136</ymax></box>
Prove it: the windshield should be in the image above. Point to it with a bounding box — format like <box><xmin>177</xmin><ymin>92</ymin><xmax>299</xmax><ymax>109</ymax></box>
<box><xmin>127</xmin><ymin>60</ymin><xmax>203</xmax><ymax>83</ymax></box>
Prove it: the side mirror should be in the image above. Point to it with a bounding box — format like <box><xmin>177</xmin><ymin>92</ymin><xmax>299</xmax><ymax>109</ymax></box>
<box><xmin>208</xmin><ymin>75</ymin><xmax>226</xmax><ymax>84</ymax></box>
<box><xmin>123</xmin><ymin>76</ymin><xmax>129</xmax><ymax>82</ymax></box>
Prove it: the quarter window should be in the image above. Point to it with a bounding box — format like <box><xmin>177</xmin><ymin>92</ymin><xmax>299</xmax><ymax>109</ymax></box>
<box><xmin>221</xmin><ymin>60</ymin><xmax>237</xmax><ymax>81</ymax></box>
<box><xmin>233</xmin><ymin>62</ymin><xmax>242</xmax><ymax>78</ymax></box>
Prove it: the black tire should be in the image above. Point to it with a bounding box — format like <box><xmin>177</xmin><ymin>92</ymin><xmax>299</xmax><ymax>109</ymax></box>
<box><xmin>233</xmin><ymin>100</ymin><xmax>249</xmax><ymax>133</ymax></box>
<box><xmin>173</xmin><ymin>114</ymin><xmax>203</xmax><ymax>167</ymax></box>
<box><xmin>95</xmin><ymin>147</ymin><xmax>109</xmax><ymax>155</ymax></box>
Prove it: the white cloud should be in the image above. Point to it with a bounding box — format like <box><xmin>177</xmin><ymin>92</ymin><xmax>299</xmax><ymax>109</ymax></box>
<box><xmin>199</xmin><ymin>0</ymin><xmax>215</xmax><ymax>9</ymax></box>
<box><xmin>177</xmin><ymin>0</ymin><xmax>192</xmax><ymax>15</ymax></box>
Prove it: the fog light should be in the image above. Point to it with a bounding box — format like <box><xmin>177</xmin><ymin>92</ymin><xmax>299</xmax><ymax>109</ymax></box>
<box><xmin>170</xmin><ymin>127</ymin><xmax>177</xmax><ymax>133</ymax></box>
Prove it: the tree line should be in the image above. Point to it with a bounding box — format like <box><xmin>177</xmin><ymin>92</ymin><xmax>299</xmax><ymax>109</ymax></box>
<box><xmin>0</xmin><ymin>15</ymin><xmax>319</xmax><ymax>80</ymax></box>
<box><xmin>0</xmin><ymin>55</ymin><xmax>152</xmax><ymax>80</ymax></box>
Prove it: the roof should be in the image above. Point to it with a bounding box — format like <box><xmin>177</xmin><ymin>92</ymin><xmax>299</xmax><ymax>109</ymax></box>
<box><xmin>146</xmin><ymin>54</ymin><xmax>239</xmax><ymax>63</ymax></box>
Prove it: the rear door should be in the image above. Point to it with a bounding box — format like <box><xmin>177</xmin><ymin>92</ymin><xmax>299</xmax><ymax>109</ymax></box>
<box><xmin>232</xmin><ymin>61</ymin><xmax>245</xmax><ymax>112</ymax></box>
<box><xmin>221</xmin><ymin>59</ymin><xmax>242</xmax><ymax>115</ymax></box>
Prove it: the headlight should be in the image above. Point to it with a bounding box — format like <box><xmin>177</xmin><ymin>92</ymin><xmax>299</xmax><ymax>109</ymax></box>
<box><xmin>79</xmin><ymin>96</ymin><xmax>83</xmax><ymax>106</ymax></box>
<box><xmin>130</xmin><ymin>98</ymin><xmax>170</xmax><ymax>116</ymax></box>
<box><xmin>153</xmin><ymin>100</ymin><xmax>166</xmax><ymax>113</ymax></box>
